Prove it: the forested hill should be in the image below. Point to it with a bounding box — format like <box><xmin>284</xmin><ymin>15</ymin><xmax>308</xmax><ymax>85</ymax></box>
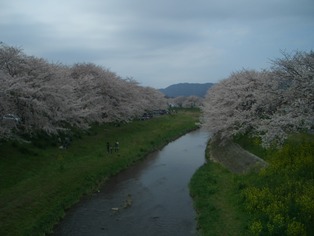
<box><xmin>159</xmin><ymin>83</ymin><xmax>214</xmax><ymax>97</ymax></box>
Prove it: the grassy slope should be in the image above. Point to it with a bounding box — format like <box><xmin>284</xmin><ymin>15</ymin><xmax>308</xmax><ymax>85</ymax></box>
<box><xmin>189</xmin><ymin>143</ymin><xmax>250</xmax><ymax>236</ymax></box>
<box><xmin>238</xmin><ymin>133</ymin><xmax>314</xmax><ymax>235</ymax></box>
<box><xmin>190</xmin><ymin>133</ymin><xmax>314</xmax><ymax>236</ymax></box>
<box><xmin>0</xmin><ymin>110</ymin><xmax>199</xmax><ymax>236</ymax></box>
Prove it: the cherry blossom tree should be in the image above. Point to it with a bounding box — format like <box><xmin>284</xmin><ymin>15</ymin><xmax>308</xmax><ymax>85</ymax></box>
<box><xmin>69</xmin><ymin>64</ymin><xmax>167</xmax><ymax>123</ymax></box>
<box><xmin>182</xmin><ymin>96</ymin><xmax>203</xmax><ymax>108</ymax></box>
<box><xmin>137</xmin><ymin>84</ymin><xmax>167</xmax><ymax>112</ymax></box>
<box><xmin>202</xmin><ymin>51</ymin><xmax>314</xmax><ymax>147</ymax></box>
<box><xmin>0</xmin><ymin>43</ymin><xmax>27</xmax><ymax>77</ymax></box>
<box><xmin>202</xmin><ymin>70</ymin><xmax>277</xmax><ymax>141</ymax></box>
<box><xmin>0</xmin><ymin>44</ymin><xmax>167</xmax><ymax>140</ymax></box>
<box><xmin>0</xmin><ymin>47</ymin><xmax>79</xmax><ymax>138</ymax></box>
<box><xmin>167</xmin><ymin>96</ymin><xmax>203</xmax><ymax>108</ymax></box>
<box><xmin>257</xmin><ymin>51</ymin><xmax>314</xmax><ymax>145</ymax></box>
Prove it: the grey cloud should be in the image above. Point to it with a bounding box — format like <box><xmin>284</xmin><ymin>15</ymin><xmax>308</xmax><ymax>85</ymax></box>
<box><xmin>1</xmin><ymin>0</ymin><xmax>313</xmax><ymax>88</ymax></box>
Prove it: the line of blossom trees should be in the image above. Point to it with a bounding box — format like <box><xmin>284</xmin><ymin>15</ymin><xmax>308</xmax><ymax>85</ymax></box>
<box><xmin>168</xmin><ymin>96</ymin><xmax>203</xmax><ymax>108</ymax></box>
<box><xmin>0</xmin><ymin>43</ymin><xmax>167</xmax><ymax>140</ymax></box>
<box><xmin>202</xmin><ymin>51</ymin><xmax>314</xmax><ymax>147</ymax></box>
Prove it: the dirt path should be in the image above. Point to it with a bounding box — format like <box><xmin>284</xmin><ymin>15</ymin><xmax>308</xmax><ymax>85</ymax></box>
<box><xmin>208</xmin><ymin>137</ymin><xmax>267</xmax><ymax>174</ymax></box>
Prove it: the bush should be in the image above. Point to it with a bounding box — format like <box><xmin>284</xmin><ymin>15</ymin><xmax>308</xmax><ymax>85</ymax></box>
<box><xmin>241</xmin><ymin>133</ymin><xmax>314</xmax><ymax>235</ymax></box>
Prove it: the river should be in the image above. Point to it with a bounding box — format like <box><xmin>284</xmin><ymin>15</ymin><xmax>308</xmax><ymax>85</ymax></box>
<box><xmin>53</xmin><ymin>129</ymin><xmax>210</xmax><ymax>236</ymax></box>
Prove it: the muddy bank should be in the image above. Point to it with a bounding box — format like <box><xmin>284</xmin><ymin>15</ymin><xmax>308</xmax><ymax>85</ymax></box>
<box><xmin>208</xmin><ymin>137</ymin><xmax>267</xmax><ymax>174</ymax></box>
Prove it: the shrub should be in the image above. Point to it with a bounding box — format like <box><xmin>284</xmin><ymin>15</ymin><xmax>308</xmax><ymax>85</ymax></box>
<box><xmin>242</xmin><ymin>134</ymin><xmax>314</xmax><ymax>235</ymax></box>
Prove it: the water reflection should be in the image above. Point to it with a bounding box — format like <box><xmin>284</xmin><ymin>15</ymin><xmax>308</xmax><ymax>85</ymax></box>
<box><xmin>53</xmin><ymin>129</ymin><xmax>210</xmax><ymax>236</ymax></box>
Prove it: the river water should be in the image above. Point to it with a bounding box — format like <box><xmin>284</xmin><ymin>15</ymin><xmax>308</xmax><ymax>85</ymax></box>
<box><xmin>53</xmin><ymin>129</ymin><xmax>210</xmax><ymax>236</ymax></box>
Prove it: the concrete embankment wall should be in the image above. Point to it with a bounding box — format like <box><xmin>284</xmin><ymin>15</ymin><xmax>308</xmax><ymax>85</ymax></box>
<box><xmin>208</xmin><ymin>137</ymin><xmax>268</xmax><ymax>174</ymax></box>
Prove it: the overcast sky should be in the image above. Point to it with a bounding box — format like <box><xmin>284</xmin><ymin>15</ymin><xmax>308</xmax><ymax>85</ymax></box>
<box><xmin>1</xmin><ymin>0</ymin><xmax>313</xmax><ymax>88</ymax></box>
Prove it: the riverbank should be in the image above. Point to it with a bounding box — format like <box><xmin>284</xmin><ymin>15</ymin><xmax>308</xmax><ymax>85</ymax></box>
<box><xmin>189</xmin><ymin>138</ymin><xmax>255</xmax><ymax>235</ymax></box>
<box><xmin>190</xmin><ymin>133</ymin><xmax>314</xmax><ymax>235</ymax></box>
<box><xmin>53</xmin><ymin>129</ymin><xmax>209</xmax><ymax>236</ymax></box>
<box><xmin>208</xmin><ymin>136</ymin><xmax>267</xmax><ymax>174</ymax></box>
<box><xmin>0</xmin><ymin>109</ymin><xmax>200</xmax><ymax>236</ymax></box>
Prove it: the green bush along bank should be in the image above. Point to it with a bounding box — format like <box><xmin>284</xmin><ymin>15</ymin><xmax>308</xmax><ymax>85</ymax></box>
<box><xmin>238</xmin><ymin>133</ymin><xmax>314</xmax><ymax>235</ymax></box>
<box><xmin>190</xmin><ymin>133</ymin><xmax>314</xmax><ymax>235</ymax></box>
<box><xmin>0</xmin><ymin>109</ymin><xmax>199</xmax><ymax>236</ymax></box>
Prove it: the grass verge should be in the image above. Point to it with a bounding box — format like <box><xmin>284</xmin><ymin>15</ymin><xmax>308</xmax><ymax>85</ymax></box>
<box><xmin>189</xmin><ymin>143</ymin><xmax>250</xmax><ymax>236</ymax></box>
<box><xmin>190</xmin><ymin>132</ymin><xmax>314</xmax><ymax>235</ymax></box>
<box><xmin>237</xmin><ymin>133</ymin><xmax>314</xmax><ymax>235</ymax></box>
<box><xmin>0</xmin><ymin>109</ymin><xmax>199</xmax><ymax>236</ymax></box>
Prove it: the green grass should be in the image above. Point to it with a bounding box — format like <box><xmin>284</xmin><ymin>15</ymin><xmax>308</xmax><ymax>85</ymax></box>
<box><xmin>0</xmin><ymin>110</ymin><xmax>200</xmax><ymax>236</ymax></box>
<box><xmin>189</xmin><ymin>143</ymin><xmax>250</xmax><ymax>236</ymax></box>
<box><xmin>233</xmin><ymin>134</ymin><xmax>272</xmax><ymax>160</ymax></box>
<box><xmin>238</xmin><ymin>133</ymin><xmax>314</xmax><ymax>235</ymax></box>
<box><xmin>190</xmin><ymin>132</ymin><xmax>314</xmax><ymax>236</ymax></box>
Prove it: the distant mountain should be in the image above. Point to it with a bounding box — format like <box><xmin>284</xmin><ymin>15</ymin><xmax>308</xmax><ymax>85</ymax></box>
<box><xmin>159</xmin><ymin>82</ymin><xmax>214</xmax><ymax>98</ymax></box>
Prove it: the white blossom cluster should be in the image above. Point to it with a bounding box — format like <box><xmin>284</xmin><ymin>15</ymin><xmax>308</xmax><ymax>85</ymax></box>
<box><xmin>168</xmin><ymin>96</ymin><xmax>204</xmax><ymax>108</ymax></box>
<box><xmin>202</xmin><ymin>51</ymin><xmax>314</xmax><ymax>147</ymax></box>
<box><xmin>0</xmin><ymin>43</ymin><xmax>167</xmax><ymax>140</ymax></box>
